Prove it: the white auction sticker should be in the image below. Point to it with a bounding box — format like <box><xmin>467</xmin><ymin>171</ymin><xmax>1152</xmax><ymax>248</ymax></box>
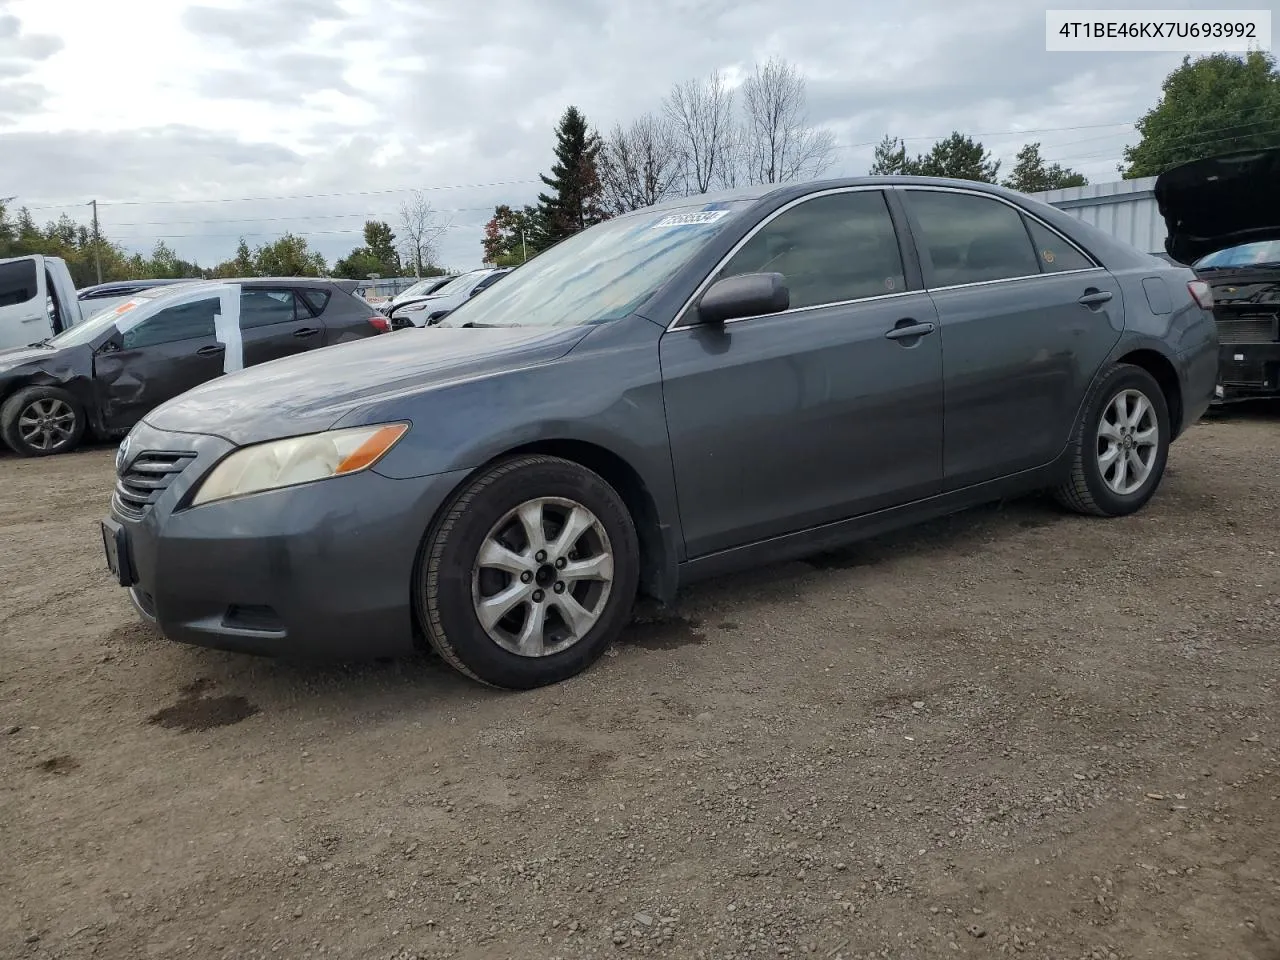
<box><xmin>1046</xmin><ymin>10</ymin><xmax>1271</xmax><ymax>51</ymax></box>
<box><xmin>652</xmin><ymin>210</ymin><xmax>730</xmax><ymax>228</ymax></box>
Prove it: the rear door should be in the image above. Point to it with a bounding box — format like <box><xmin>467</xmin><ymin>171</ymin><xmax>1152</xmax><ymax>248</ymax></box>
<box><xmin>93</xmin><ymin>288</ymin><xmax>234</xmax><ymax>432</ymax></box>
<box><xmin>897</xmin><ymin>187</ymin><xmax>1123</xmax><ymax>489</ymax></box>
<box><xmin>0</xmin><ymin>256</ymin><xmax>53</xmax><ymax>349</ymax></box>
<box><xmin>305</xmin><ymin>286</ymin><xmax>384</xmax><ymax>345</ymax></box>
<box><xmin>239</xmin><ymin>286</ymin><xmax>325</xmax><ymax>366</ymax></box>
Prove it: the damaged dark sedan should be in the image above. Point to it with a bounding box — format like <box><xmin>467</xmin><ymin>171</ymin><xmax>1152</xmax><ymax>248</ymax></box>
<box><xmin>0</xmin><ymin>278</ymin><xmax>388</xmax><ymax>457</ymax></box>
<box><xmin>1155</xmin><ymin>146</ymin><xmax>1280</xmax><ymax>402</ymax></box>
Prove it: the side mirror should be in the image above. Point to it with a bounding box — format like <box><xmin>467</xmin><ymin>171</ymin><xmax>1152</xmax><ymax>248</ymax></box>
<box><xmin>695</xmin><ymin>272</ymin><xmax>789</xmax><ymax>325</ymax></box>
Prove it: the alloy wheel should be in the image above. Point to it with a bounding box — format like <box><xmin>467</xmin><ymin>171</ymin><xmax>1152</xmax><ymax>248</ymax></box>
<box><xmin>470</xmin><ymin>496</ymin><xmax>615</xmax><ymax>657</ymax></box>
<box><xmin>1096</xmin><ymin>388</ymin><xmax>1158</xmax><ymax>496</ymax></box>
<box><xmin>17</xmin><ymin>398</ymin><xmax>77</xmax><ymax>452</ymax></box>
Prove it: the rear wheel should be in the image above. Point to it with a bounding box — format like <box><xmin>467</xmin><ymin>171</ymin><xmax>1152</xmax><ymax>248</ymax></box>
<box><xmin>1053</xmin><ymin>363</ymin><xmax>1170</xmax><ymax>517</ymax></box>
<box><xmin>0</xmin><ymin>386</ymin><xmax>86</xmax><ymax>457</ymax></box>
<box><xmin>415</xmin><ymin>455</ymin><xmax>640</xmax><ymax>689</ymax></box>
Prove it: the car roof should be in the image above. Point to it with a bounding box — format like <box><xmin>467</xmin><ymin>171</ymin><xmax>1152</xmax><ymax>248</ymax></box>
<box><xmin>619</xmin><ymin>175</ymin><xmax>1051</xmax><ymax>221</ymax></box>
<box><xmin>78</xmin><ymin>278</ymin><xmax>194</xmax><ymax>296</ymax></box>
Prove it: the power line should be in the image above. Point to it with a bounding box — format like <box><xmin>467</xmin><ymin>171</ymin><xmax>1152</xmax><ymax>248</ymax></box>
<box><xmin>104</xmin><ymin>205</ymin><xmax>496</xmax><ymax>227</ymax></box>
<box><xmin>108</xmin><ymin>222</ymin><xmax>492</xmax><ymax>241</ymax></box>
<box><xmin>20</xmin><ymin>178</ymin><xmax>543</xmax><ymax>211</ymax></box>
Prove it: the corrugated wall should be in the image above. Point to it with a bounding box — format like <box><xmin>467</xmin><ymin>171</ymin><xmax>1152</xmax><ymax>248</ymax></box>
<box><xmin>1029</xmin><ymin>176</ymin><xmax>1168</xmax><ymax>256</ymax></box>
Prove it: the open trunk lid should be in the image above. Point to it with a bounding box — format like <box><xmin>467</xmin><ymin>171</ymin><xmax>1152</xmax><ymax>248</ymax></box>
<box><xmin>1154</xmin><ymin>146</ymin><xmax>1280</xmax><ymax>265</ymax></box>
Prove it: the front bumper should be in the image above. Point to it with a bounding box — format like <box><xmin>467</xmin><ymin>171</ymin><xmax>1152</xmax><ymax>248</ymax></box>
<box><xmin>1217</xmin><ymin>341</ymin><xmax>1280</xmax><ymax>399</ymax></box>
<box><xmin>104</xmin><ymin>420</ymin><xmax>471</xmax><ymax>659</ymax></box>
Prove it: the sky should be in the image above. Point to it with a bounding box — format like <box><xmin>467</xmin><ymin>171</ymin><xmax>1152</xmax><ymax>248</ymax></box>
<box><xmin>0</xmin><ymin>0</ymin><xmax>1260</xmax><ymax>273</ymax></box>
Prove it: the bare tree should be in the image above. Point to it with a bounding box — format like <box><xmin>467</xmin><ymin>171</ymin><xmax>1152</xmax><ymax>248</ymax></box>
<box><xmin>398</xmin><ymin>190</ymin><xmax>451</xmax><ymax>276</ymax></box>
<box><xmin>740</xmin><ymin>57</ymin><xmax>836</xmax><ymax>184</ymax></box>
<box><xmin>662</xmin><ymin>70</ymin><xmax>740</xmax><ymax>195</ymax></box>
<box><xmin>597</xmin><ymin>113</ymin><xmax>684</xmax><ymax>215</ymax></box>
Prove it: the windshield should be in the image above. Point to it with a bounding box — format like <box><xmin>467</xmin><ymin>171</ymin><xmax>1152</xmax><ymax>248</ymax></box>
<box><xmin>1194</xmin><ymin>240</ymin><xmax>1280</xmax><ymax>270</ymax></box>
<box><xmin>47</xmin><ymin>287</ymin><xmax>174</xmax><ymax>347</ymax></box>
<box><xmin>437</xmin><ymin>201</ymin><xmax>753</xmax><ymax>328</ymax></box>
<box><xmin>396</xmin><ymin>278</ymin><xmax>440</xmax><ymax>300</ymax></box>
<box><xmin>429</xmin><ymin>270</ymin><xmax>487</xmax><ymax>298</ymax></box>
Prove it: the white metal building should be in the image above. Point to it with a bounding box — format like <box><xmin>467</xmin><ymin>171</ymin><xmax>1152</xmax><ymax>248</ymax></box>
<box><xmin>1029</xmin><ymin>176</ymin><xmax>1170</xmax><ymax>258</ymax></box>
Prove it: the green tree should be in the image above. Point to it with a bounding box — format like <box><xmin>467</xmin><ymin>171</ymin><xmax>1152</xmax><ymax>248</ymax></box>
<box><xmin>1122</xmin><ymin>51</ymin><xmax>1280</xmax><ymax>178</ymax></box>
<box><xmin>252</xmin><ymin>233</ymin><xmax>327</xmax><ymax>276</ymax></box>
<box><xmin>868</xmin><ymin>135</ymin><xmax>919</xmax><ymax>175</ymax></box>
<box><xmin>1002</xmin><ymin>142</ymin><xmax>1088</xmax><ymax>193</ymax></box>
<box><xmin>362</xmin><ymin>220</ymin><xmax>400</xmax><ymax>274</ymax></box>
<box><xmin>536</xmin><ymin>106</ymin><xmax>606</xmax><ymax>245</ymax></box>
<box><xmin>482</xmin><ymin>204</ymin><xmax>544</xmax><ymax>265</ymax></box>
<box><xmin>914</xmin><ymin>132</ymin><xmax>1000</xmax><ymax>182</ymax></box>
<box><xmin>334</xmin><ymin>220</ymin><xmax>403</xmax><ymax>278</ymax></box>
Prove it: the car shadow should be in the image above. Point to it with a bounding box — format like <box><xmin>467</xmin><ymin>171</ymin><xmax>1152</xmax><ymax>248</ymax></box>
<box><xmin>121</xmin><ymin>492</ymin><xmax>1071</xmax><ymax>721</ymax></box>
<box><xmin>1203</xmin><ymin>397</ymin><xmax>1280</xmax><ymax>421</ymax></box>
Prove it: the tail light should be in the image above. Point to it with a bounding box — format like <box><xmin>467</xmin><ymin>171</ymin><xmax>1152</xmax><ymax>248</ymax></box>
<box><xmin>1188</xmin><ymin>280</ymin><xmax>1214</xmax><ymax>310</ymax></box>
<box><xmin>367</xmin><ymin>315</ymin><xmax>390</xmax><ymax>333</ymax></box>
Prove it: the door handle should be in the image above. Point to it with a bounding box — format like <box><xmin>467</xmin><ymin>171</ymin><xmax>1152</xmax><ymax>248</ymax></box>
<box><xmin>196</xmin><ymin>344</ymin><xmax>226</xmax><ymax>357</ymax></box>
<box><xmin>884</xmin><ymin>320</ymin><xmax>937</xmax><ymax>341</ymax></box>
<box><xmin>1078</xmin><ymin>289</ymin><xmax>1114</xmax><ymax>307</ymax></box>
<box><xmin>293</xmin><ymin>327</ymin><xmax>321</xmax><ymax>338</ymax></box>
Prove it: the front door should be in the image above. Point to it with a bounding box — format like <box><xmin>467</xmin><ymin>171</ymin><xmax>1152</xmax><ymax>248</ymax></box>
<box><xmin>93</xmin><ymin>288</ymin><xmax>236</xmax><ymax>433</ymax></box>
<box><xmin>897</xmin><ymin>188</ymin><xmax>1124</xmax><ymax>488</ymax></box>
<box><xmin>660</xmin><ymin>188</ymin><xmax>945</xmax><ymax>559</ymax></box>
<box><xmin>0</xmin><ymin>256</ymin><xmax>52</xmax><ymax>350</ymax></box>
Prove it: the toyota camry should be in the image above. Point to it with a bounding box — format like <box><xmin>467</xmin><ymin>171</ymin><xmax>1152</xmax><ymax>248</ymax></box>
<box><xmin>101</xmin><ymin>176</ymin><xmax>1218</xmax><ymax>689</ymax></box>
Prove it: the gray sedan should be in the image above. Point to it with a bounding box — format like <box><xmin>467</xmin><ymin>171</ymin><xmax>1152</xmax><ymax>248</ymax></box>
<box><xmin>101</xmin><ymin>176</ymin><xmax>1218</xmax><ymax>689</ymax></box>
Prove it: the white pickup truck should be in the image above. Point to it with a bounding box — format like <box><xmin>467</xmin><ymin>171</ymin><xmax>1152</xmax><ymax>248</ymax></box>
<box><xmin>0</xmin><ymin>254</ymin><xmax>84</xmax><ymax>350</ymax></box>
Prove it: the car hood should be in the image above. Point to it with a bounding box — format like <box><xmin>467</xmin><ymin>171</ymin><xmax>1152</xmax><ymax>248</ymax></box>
<box><xmin>1155</xmin><ymin>146</ymin><xmax>1280</xmax><ymax>264</ymax></box>
<box><xmin>0</xmin><ymin>344</ymin><xmax>58</xmax><ymax>375</ymax></box>
<box><xmin>143</xmin><ymin>324</ymin><xmax>592</xmax><ymax>446</ymax></box>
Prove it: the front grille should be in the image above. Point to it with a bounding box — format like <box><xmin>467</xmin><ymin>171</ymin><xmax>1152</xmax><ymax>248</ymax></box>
<box><xmin>1215</xmin><ymin>311</ymin><xmax>1278</xmax><ymax>344</ymax></box>
<box><xmin>114</xmin><ymin>451</ymin><xmax>196</xmax><ymax>517</ymax></box>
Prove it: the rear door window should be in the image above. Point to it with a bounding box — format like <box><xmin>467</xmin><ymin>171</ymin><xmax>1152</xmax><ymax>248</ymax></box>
<box><xmin>904</xmin><ymin>190</ymin><xmax>1042</xmax><ymax>287</ymax></box>
<box><xmin>240</xmin><ymin>288</ymin><xmax>298</xmax><ymax>328</ymax></box>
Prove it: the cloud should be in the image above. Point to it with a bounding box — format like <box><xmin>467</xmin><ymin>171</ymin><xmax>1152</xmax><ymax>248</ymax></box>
<box><xmin>181</xmin><ymin>0</ymin><xmax>348</xmax><ymax>49</ymax></box>
<box><xmin>1</xmin><ymin>0</ymin><xmax>1242</xmax><ymax>271</ymax></box>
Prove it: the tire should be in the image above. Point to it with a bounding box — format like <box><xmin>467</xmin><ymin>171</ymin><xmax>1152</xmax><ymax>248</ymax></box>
<box><xmin>1053</xmin><ymin>363</ymin><xmax>1171</xmax><ymax>517</ymax></box>
<box><xmin>0</xmin><ymin>385</ymin><xmax>87</xmax><ymax>457</ymax></box>
<box><xmin>415</xmin><ymin>455</ymin><xmax>640</xmax><ymax>689</ymax></box>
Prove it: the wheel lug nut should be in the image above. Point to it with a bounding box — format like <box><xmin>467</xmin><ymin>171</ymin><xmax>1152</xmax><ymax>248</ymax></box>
<box><xmin>553</xmin><ymin>582</ymin><xmax>565</xmax><ymax>594</ymax></box>
<box><xmin>532</xmin><ymin>590</ymin><xmax>544</xmax><ymax>603</ymax></box>
<box><xmin>520</xmin><ymin>571</ymin><xmax>533</xmax><ymax>583</ymax></box>
<box><xmin>555</xmin><ymin>557</ymin><xmax>567</xmax><ymax>569</ymax></box>
<box><xmin>535</xmin><ymin>550</ymin><xmax>547</xmax><ymax>563</ymax></box>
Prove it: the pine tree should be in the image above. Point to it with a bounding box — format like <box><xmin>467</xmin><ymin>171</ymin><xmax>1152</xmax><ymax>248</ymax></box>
<box><xmin>1002</xmin><ymin>143</ymin><xmax>1087</xmax><ymax>193</ymax></box>
<box><xmin>536</xmin><ymin>106</ymin><xmax>606</xmax><ymax>244</ymax></box>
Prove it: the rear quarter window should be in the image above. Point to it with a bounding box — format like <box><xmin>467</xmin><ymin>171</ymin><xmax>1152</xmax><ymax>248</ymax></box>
<box><xmin>1023</xmin><ymin>218</ymin><xmax>1095</xmax><ymax>273</ymax></box>
<box><xmin>298</xmin><ymin>288</ymin><xmax>332</xmax><ymax>316</ymax></box>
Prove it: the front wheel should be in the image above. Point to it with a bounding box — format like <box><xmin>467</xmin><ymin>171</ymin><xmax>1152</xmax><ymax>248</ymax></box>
<box><xmin>1053</xmin><ymin>363</ymin><xmax>1170</xmax><ymax>517</ymax></box>
<box><xmin>0</xmin><ymin>386</ymin><xmax>87</xmax><ymax>457</ymax></box>
<box><xmin>415</xmin><ymin>455</ymin><xmax>640</xmax><ymax>689</ymax></box>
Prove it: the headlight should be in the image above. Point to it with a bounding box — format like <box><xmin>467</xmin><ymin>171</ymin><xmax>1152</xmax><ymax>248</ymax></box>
<box><xmin>190</xmin><ymin>423</ymin><xmax>409</xmax><ymax>506</ymax></box>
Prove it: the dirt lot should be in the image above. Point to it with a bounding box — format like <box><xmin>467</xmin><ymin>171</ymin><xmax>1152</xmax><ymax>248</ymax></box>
<box><xmin>2</xmin><ymin>410</ymin><xmax>1278</xmax><ymax>960</ymax></box>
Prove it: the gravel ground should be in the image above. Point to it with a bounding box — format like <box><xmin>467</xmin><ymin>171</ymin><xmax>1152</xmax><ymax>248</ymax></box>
<box><xmin>2</xmin><ymin>408</ymin><xmax>1278</xmax><ymax>960</ymax></box>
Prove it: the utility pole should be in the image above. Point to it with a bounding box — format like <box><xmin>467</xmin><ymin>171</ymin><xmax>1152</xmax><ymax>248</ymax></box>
<box><xmin>520</xmin><ymin>227</ymin><xmax>527</xmax><ymax>263</ymax></box>
<box><xmin>89</xmin><ymin>199</ymin><xmax>103</xmax><ymax>284</ymax></box>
